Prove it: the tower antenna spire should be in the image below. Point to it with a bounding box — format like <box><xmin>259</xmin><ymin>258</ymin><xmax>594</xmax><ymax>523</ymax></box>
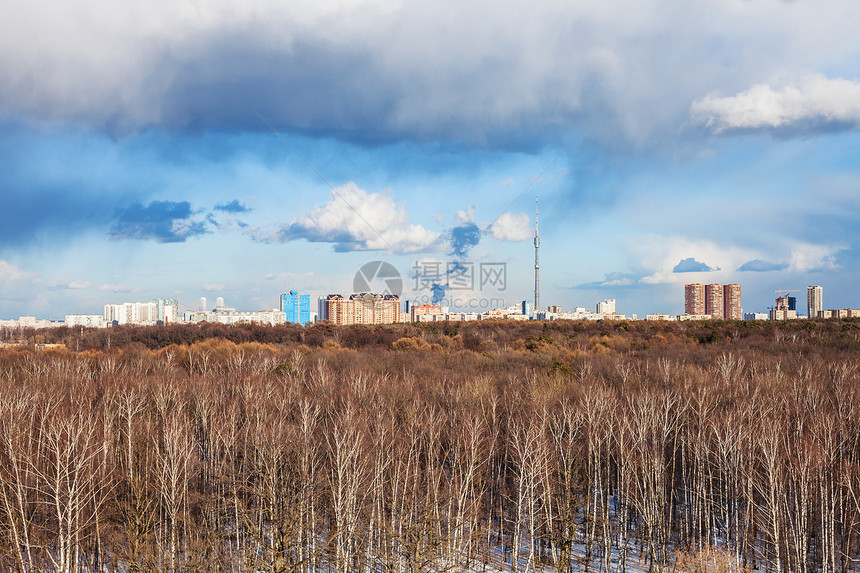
<box><xmin>534</xmin><ymin>196</ymin><xmax>540</xmax><ymax>315</ymax></box>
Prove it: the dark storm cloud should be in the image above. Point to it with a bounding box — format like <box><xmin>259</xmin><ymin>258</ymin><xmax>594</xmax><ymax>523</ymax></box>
<box><xmin>110</xmin><ymin>201</ymin><xmax>208</xmax><ymax>243</ymax></box>
<box><xmin>156</xmin><ymin>41</ymin><xmax>408</xmax><ymax>144</ymax></box>
<box><xmin>0</xmin><ymin>124</ymin><xmax>215</xmax><ymax>251</ymax></box>
<box><xmin>213</xmin><ymin>199</ymin><xmax>251</xmax><ymax>213</ymax></box>
<box><xmin>274</xmin><ymin>222</ymin><xmax>365</xmax><ymax>252</ymax></box>
<box><xmin>4</xmin><ymin>0</ymin><xmax>816</xmax><ymax>150</ymax></box>
<box><xmin>737</xmin><ymin>259</ymin><xmax>789</xmax><ymax>272</ymax></box>
<box><xmin>673</xmin><ymin>258</ymin><xmax>719</xmax><ymax>273</ymax></box>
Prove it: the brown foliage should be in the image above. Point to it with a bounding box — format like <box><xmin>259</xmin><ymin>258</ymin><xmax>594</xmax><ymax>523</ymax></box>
<box><xmin>0</xmin><ymin>319</ymin><xmax>859</xmax><ymax>571</ymax></box>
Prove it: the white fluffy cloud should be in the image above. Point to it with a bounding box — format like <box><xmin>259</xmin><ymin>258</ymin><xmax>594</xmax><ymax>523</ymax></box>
<box><xmin>455</xmin><ymin>206</ymin><xmax>476</xmax><ymax>225</ymax></box>
<box><xmin>692</xmin><ymin>74</ymin><xmax>860</xmax><ymax>132</ymax></box>
<box><xmin>489</xmin><ymin>212</ymin><xmax>532</xmax><ymax>242</ymax></box>
<box><xmin>274</xmin><ymin>182</ymin><xmax>441</xmax><ymax>254</ymax></box>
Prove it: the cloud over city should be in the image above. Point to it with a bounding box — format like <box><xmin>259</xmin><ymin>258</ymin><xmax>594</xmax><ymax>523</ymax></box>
<box><xmin>737</xmin><ymin>259</ymin><xmax>789</xmax><ymax>272</ymax></box>
<box><xmin>214</xmin><ymin>200</ymin><xmax>251</xmax><ymax>213</ymax></box>
<box><xmin>2</xmin><ymin>0</ymin><xmax>860</xmax><ymax>318</ymax></box>
<box><xmin>1</xmin><ymin>0</ymin><xmax>856</xmax><ymax>149</ymax></box>
<box><xmin>265</xmin><ymin>183</ymin><xmax>440</xmax><ymax>254</ymax></box>
<box><xmin>673</xmin><ymin>258</ymin><xmax>720</xmax><ymax>273</ymax></box>
<box><xmin>575</xmin><ymin>272</ymin><xmax>641</xmax><ymax>290</ymax></box>
<box><xmin>110</xmin><ymin>201</ymin><xmax>209</xmax><ymax>243</ymax></box>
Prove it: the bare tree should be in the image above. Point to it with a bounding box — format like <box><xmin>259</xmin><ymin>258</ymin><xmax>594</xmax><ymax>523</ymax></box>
<box><xmin>155</xmin><ymin>410</ymin><xmax>194</xmax><ymax>573</ymax></box>
<box><xmin>34</xmin><ymin>401</ymin><xmax>105</xmax><ymax>573</ymax></box>
<box><xmin>0</xmin><ymin>389</ymin><xmax>38</xmax><ymax>572</ymax></box>
<box><xmin>325</xmin><ymin>402</ymin><xmax>368</xmax><ymax>573</ymax></box>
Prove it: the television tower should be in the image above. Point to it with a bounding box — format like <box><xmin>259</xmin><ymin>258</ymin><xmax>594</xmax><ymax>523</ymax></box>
<box><xmin>534</xmin><ymin>196</ymin><xmax>540</xmax><ymax>314</ymax></box>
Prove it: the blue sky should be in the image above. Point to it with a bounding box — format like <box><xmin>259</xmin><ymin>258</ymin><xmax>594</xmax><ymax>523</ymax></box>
<box><xmin>2</xmin><ymin>0</ymin><xmax>860</xmax><ymax>319</ymax></box>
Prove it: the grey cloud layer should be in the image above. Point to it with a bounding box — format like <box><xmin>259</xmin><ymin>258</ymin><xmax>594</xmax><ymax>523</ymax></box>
<box><xmin>4</xmin><ymin>1</ymin><xmax>858</xmax><ymax>145</ymax></box>
<box><xmin>110</xmin><ymin>201</ymin><xmax>208</xmax><ymax>243</ymax></box>
<box><xmin>737</xmin><ymin>259</ymin><xmax>789</xmax><ymax>272</ymax></box>
<box><xmin>109</xmin><ymin>199</ymin><xmax>257</xmax><ymax>243</ymax></box>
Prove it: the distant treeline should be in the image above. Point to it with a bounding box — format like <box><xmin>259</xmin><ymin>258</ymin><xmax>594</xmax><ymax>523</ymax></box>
<box><xmin>0</xmin><ymin>319</ymin><xmax>859</xmax><ymax>572</ymax></box>
<box><xmin>3</xmin><ymin>315</ymin><xmax>860</xmax><ymax>355</ymax></box>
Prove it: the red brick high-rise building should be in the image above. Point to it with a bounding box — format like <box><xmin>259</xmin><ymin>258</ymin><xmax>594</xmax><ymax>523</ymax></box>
<box><xmin>685</xmin><ymin>283</ymin><xmax>742</xmax><ymax>318</ymax></box>
<box><xmin>705</xmin><ymin>284</ymin><xmax>723</xmax><ymax>319</ymax></box>
<box><xmin>723</xmin><ymin>284</ymin><xmax>742</xmax><ymax>320</ymax></box>
<box><xmin>684</xmin><ymin>284</ymin><xmax>705</xmax><ymax>315</ymax></box>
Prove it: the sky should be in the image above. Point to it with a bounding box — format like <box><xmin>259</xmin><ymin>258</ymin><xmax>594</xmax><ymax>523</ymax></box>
<box><xmin>2</xmin><ymin>0</ymin><xmax>860</xmax><ymax>320</ymax></box>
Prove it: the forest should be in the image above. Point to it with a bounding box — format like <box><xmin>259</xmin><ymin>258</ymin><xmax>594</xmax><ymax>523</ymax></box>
<box><xmin>1</xmin><ymin>317</ymin><xmax>860</xmax><ymax>572</ymax></box>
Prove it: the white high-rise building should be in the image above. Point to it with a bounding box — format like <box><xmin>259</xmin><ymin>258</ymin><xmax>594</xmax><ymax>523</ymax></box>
<box><xmin>104</xmin><ymin>302</ymin><xmax>157</xmax><ymax>325</ymax></box>
<box><xmin>198</xmin><ymin>297</ymin><xmax>207</xmax><ymax>312</ymax></box>
<box><xmin>153</xmin><ymin>298</ymin><xmax>179</xmax><ymax>323</ymax></box>
<box><xmin>807</xmin><ymin>286</ymin><xmax>823</xmax><ymax>319</ymax></box>
<box><xmin>596</xmin><ymin>299</ymin><xmax>616</xmax><ymax>315</ymax></box>
<box><xmin>216</xmin><ymin>296</ymin><xmax>225</xmax><ymax>309</ymax></box>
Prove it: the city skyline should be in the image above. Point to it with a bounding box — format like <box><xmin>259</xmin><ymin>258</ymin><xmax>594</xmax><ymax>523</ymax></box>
<box><xmin>2</xmin><ymin>1</ymin><xmax>860</xmax><ymax>320</ymax></box>
<box><xmin>2</xmin><ymin>271</ymin><xmax>859</xmax><ymax>323</ymax></box>
<box><xmin>3</xmin><ymin>280</ymin><xmax>859</xmax><ymax>329</ymax></box>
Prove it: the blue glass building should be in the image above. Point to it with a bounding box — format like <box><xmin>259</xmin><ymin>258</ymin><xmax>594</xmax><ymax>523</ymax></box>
<box><xmin>522</xmin><ymin>300</ymin><xmax>533</xmax><ymax>317</ymax></box>
<box><xmin>281</xmin><ymin>290</ymin><xmax>311</xmax><ymax>324</ymax></box>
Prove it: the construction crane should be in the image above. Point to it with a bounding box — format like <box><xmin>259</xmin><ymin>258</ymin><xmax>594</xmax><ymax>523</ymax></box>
<box><xmin>773</xmin><ymin>289</ymin><xmax>799</xmax><ymax>311</ymax></box>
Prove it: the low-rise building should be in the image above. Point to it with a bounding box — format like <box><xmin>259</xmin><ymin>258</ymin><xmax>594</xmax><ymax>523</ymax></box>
<box><xmin>769</xmin><ymin>309</ymin><xmax>797</xmax><ymax>321</ymax></box>
<box><xmin>184</xmin><ymin>309</ymin><xmax>287</xmax><ymax>326</ymax></box>
<box><xmin>411</xmin><ymin>304</ymin><xmax>442</xmax><ymax>322</ymax></box>
<box><xmin>817</xmin><ymin>309</ymin><xmax>860</xmax><ymax>318</ymax></box>
<box><xmin>0</xmin><ymin>316</ymin><xmax>62</xmax><ymax>329</ymax></box>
